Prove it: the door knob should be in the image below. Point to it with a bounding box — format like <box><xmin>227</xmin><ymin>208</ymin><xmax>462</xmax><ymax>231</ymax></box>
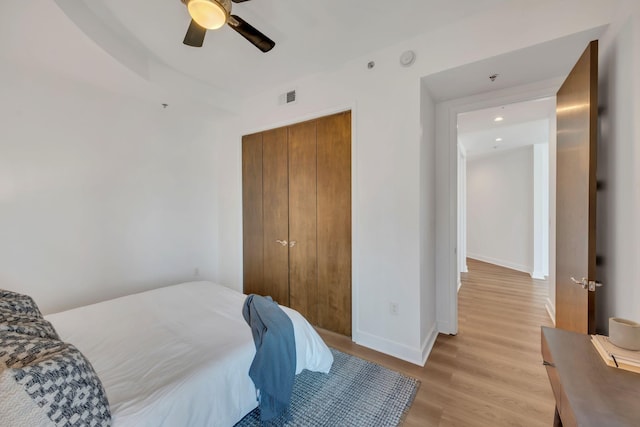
<box><xmin>289</xmin><ymin>240</ymin><xmax>297</xmax><ymax>248</ymax></box>
<box><xmin>275</xmin><ymin>239</ymin><xmax>288</xmax><ymax>247</ymax></box>
<box><xmin>570</xmin><ymin>277</ymin><xmax>585</xmax><ymax>286</ymax></box>
<box><xmin>571</xmin><ymin>276</ymin><xmax>603</xmax><ymax>292</ymax></box>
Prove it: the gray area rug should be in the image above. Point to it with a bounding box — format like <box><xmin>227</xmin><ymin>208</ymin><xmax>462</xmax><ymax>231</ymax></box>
<box><xmin>234</xmin><ymin>348</ymin><xmax>420</xmax><ymax>427</ymax></box>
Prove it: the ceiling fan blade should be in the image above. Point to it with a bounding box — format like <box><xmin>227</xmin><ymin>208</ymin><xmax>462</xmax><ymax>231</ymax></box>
<box><xmin>228</xmin><ymin>15</ymin><xmax>275</xmax><ymax>53</ymax></box>
<box><xmin>183</xmin><ymin>19</ymin><xmax>206</xmax><ymax>47</ymax></box>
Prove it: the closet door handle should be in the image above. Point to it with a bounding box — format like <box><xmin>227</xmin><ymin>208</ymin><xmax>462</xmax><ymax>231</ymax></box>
<box><xmin>275</xmin><ymin>239</ymin><xmax>288</xmax><ymax>247</ymax></box>
<box><xmin>289</xmin><ymin>240</ymin><xmax>297</xmax><ymax>248</ymax></box>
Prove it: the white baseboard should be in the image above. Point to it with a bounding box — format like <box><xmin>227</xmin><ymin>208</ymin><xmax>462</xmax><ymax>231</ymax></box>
<box><xmin>545</xmin><ymin>297</ymin><xmax>556</xmax><ymax>325</ymax></box>
<box><xmin>353</xmin><ymin>330</ymin><xmax>426</xmax><ymax>366</ymax></box>
<box><xmin>457</xmin><ymin>279</ymin><xmax>462</xmax><ymax>292</ymax></box>
<box><xmin>420</xmin><ymin>325</ymin><xmax>439</xmax><ymax>366</ymax></box>
<box><xmin>531</xmin><ymin>270</ymin><xmax>546</xmax><ymax>279</ymax></box>
<box><xmin>467</xmin><ymin>253</ymin><xmax>531</xmax><ymax>274</ymax></box>
<box><xmin>436</xmin><ymin>319</ymin><xmax>456</xmax><ymax>336</ymax></box>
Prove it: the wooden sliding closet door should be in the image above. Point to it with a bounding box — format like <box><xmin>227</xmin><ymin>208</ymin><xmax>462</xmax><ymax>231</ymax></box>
<box><xmin>262</xmin><ymin>128</ymin><xmax>290</xmax><ymax>305</ymax></box>
<box><xmin>317</xmin><ymin>111</ymin><xmax>352</xmax><ymax>336</ymax></box>
<box><xmin>287</xmin><ymin>121</ymin><xmax>318</xmax><ymax>324</ymax></box>
<box><xmin>241</xmin><ymin>133</ymin><xmax>264</xmax><ymax>296</ymax></box>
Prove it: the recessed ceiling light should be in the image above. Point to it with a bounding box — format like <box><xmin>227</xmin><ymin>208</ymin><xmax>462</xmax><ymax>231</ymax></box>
<box><xmin>495</xmin><ymin>137</ymin><xmax>502</xmax><ymax>142</ymax></box>
<box><xmin>494</xmin><ymin>116</ymin><xmax>504</xmax><ymax>122</ymax></box>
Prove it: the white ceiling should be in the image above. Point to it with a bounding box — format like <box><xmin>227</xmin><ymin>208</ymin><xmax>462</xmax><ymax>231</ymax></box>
<box><xmin>51</xmin><ymin>0</ymin><xmax>510</xmax><ymax>100</ymax></box>
<box><xmin>420</xmin><ymin>25</ymin><xmax>605</xmax><ymax>160</ymax></box>
<box><xmin>423</xmin><ymin>25</ymin><xmax>606</xmax><ymax>102</ymax></box>
<box><xmin>458</xmin><ymin>97</ymin><xmax>555</xmax><ymax>158</ymax></box>
<box><xmin>3</xmin><ymin>1</ymin><xmax>607</xmax><ymax>120</ymax></box>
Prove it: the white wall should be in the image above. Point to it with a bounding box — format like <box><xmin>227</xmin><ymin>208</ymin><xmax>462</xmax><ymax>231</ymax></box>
<box><xmin>0</xmin><ymin>0</ymin><xmax>624</xmax><ymax>365</ymax></box>
<box><xmin>0</xmin><ymin>63</ymin><xmax>220</xmax><ymax>315</ymax></box>
<box><xmin>546</xmin><ymin>116</ymin><xmax>558</xmax><ymax>323</ymax></box>
<box><xmin>420</xmin><ymin>84</ymin><xmax>438</xmax><ymax>362</ymax></box>
<box><xmin>210</xmin><ymin>0</ymin><xmax>615</xmax><ymax>364</ymax></box>
<box><xmin>457</xmin><ymin>144</ymin><xmax>468</xmax><ymax>281</ymax></box>
<box><xmin>532</xmin><ymin>142</ymin><xmax>550</xmax><ymax>279</ymax></box>
<box><xmin>467</xmin><ymin>147</ymin><xmax>534</xmax><ymax>273</ymax></box>
<box><xmin>596</xmin><ymin>0</ymin><xmax>640</xmax><ymax>332</ymax></box>
<box><xmin>214</xmin><ymin>71</ymin><xmax>426</xmax><ymax>364</ymax></box>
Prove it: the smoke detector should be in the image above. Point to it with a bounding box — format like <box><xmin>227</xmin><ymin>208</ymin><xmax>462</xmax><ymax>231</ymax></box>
<box><xmin>399</xmin><ymin>50</ymin><xmax>416</xmax><ymax>67</ymax></box>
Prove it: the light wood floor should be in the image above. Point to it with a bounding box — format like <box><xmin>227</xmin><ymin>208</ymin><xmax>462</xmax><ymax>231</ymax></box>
<box><xmin>318</xmin><ymin>259</ymin><xmax>556</xmax><ymax>426</ymax></box>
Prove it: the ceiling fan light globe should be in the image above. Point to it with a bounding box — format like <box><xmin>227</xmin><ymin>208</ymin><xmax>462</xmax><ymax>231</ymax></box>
<box><xmin>187</xmin><ymin>0</ymin><xmax>227</xmax><ymax>30</ymax></box>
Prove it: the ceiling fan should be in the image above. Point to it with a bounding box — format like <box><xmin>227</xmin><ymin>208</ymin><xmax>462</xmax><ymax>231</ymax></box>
<box><xmin>181</xmin><ymin>0</ymin><xmax>275</xmax><ymax>52</ymax></box>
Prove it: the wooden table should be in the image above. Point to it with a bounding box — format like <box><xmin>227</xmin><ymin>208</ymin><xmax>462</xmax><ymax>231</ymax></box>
<box><xmin>541</xmin><ymin>326</ymin><xmax>640</xmax><ymax>426</ymax></box>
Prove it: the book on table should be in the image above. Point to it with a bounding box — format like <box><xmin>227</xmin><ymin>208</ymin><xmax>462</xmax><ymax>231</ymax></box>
<box><xmin>591</xmin><ymin>334</ymin><xmax>640</xmax><ymax>374</ymax></box>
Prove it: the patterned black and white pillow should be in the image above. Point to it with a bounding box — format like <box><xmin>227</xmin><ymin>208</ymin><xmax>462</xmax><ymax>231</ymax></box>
<box><xmin>0</xmin><ymin>290</ymin><xmax>59</xmax><ymax>340</ymax></box>
<box><xmin>1</xmin><ymin>290</ymin><xmax>112</xmax><ymax>426</ymax></box>
<box><xmin>0</xmin><ymin>290</ymin><xmax>44</xmax><ymax>319</ymax></box>
<box><xmin>0</xmin><ymin>332</ymin><xmax>112</xmax><ymax>426</ymax></box>
<box><xmin>0</xmin><ymin>314</ymin><xmax>60</xmax><ymax>340</ymax></box>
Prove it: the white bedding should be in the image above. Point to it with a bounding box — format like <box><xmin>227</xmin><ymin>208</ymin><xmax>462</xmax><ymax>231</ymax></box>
<box><xmin>45</xmin><ymin>281</ymin><xmax>333</xmax><ymax>427</ymax></box>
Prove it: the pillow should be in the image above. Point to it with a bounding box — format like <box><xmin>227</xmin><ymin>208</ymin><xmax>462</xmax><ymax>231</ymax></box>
<box><xmin>1</xmin><ymin>289</ymin><xmax>59</xmax><ymax>340</ymax></box>
<box><xmin>0</xmin><ymin>290</ymin><xmax>44</xmax><ymax>319</ymax></box>
<box><xmin>0</xmin><ymin>315</ymin><xmax>60</xmax><ymax>340</ymax></box>
<box><xmin>0</xmin><ymin>331</ymin><xmax>112</xmax><ymax>427</ymax></box>
<box><xmin>1</xmin><ymin>289</ymin><xmax>112</xmax><ymax>426</ymax></box>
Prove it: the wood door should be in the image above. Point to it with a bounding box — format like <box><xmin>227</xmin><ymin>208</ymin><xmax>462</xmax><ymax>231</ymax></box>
<box><xmin>242</xmin><ymin>133</ymin><xmax>264</xmax><ymax>296</ymax></box>
<box><xmin>288</xmin><ymin>120</ymin><xmax>318</xmax><ymax>324</ymax></box>
<box><xmin>316</xmin><ymin>111</ymin><xmax>352</xmax><ymax>336</ymax></box>
<box><xmin>555</xmin><ymin>40</ymin><xmax>598</xmax><ymax>334</ymax></box>
<box><xmin>262</xmin><ymin>128</ymin><xmax>290</xmax><ymax>305</ymax></box>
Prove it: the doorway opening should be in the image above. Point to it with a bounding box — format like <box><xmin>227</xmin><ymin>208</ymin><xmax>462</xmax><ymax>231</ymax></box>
<box><xmin>423</xmin><ymin>25</ymin><xmax>607</xmax><ymax>335</ymax></box>
<box><xmin>457</xmin><ymin>97</ymin><xmax>554</xmax><ymax>286</ymax></box>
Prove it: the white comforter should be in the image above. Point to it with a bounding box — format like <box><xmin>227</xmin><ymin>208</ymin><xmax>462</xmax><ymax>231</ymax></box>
<box><xmin>46</xmin><ymin>281</ymin><xmax>333</xmax><ymax>427</ymax></box>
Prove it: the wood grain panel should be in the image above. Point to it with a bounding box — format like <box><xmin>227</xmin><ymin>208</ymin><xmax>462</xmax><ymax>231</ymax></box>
<box><xmin>319</xmin><ymin>259</ymin><xmax>555</xmax><ymax>426</ymax></box>
<box><xmin>288</xmin><ymin>120</ymin><xmax>318</xmax><ymax>324</ymax></box>
<box><xmin>242</xmin><ymin>133</ymin><xmax>263</xmax><ymax>296</ymax></box>
<box><xmin>316</xmin><ymin>111</ymin><xmax>352</xmax><ymax>336</ymax></box>
<box><xmin>542</xmin><ymin>327</ymin><xmax>640</xmax><ymax>427</ymax></box>
<box><xmin>262</xmin><ymin>127</ymin><xmax>290</xmax><ymax>305</ymax></box>
<box><xmin>555</xmin><ymin>40</ymin><xmax>598</xmax><ymax>334</ymax></box>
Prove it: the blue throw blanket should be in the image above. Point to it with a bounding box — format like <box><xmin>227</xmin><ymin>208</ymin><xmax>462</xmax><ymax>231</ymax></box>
<box><xmin>242</xmin><ymin>294</ymin><xmax>296</xmax><ymax>423</ymax></box>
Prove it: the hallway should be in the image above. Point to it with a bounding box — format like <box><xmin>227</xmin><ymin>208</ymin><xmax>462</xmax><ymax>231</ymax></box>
<box><xmin>320</xmin><ymin>258</ymin><xmax>556</xmax><ymax>426</ymax></box>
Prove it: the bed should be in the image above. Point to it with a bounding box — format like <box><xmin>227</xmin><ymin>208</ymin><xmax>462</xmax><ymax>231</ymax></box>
<box><xmin>43</xmin><ymin>281</ymin><xmax>334</xmax><ymax>426</ymax></box>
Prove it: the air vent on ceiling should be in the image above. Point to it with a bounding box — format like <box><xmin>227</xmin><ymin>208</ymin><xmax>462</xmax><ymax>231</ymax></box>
<box><xmin>278</xmin><ymin>89</ymin><xmax>297</xmax><ymax>105</ymax></box>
